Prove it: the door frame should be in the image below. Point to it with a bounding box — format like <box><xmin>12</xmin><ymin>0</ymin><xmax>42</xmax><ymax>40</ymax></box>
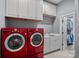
<box><xmin>60</xmin><ymin>11</ymin><xmax>75</xmax><ymax>50</ymax></box>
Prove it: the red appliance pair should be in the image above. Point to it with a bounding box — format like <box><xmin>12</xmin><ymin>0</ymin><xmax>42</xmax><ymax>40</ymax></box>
<box><xmin>1</xmin><ymin>28</ymin><xmax>44</xmax><ymax>58</ymax></box>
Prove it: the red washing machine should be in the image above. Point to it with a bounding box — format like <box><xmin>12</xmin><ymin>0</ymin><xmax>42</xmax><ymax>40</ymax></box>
<box><xmin>27</xmin><ymin>28</ymin><xmax>44</xmax><ymax>58</ymax></box>
<box><xmin>1</xmin><ymin>28</ymin><xmax>27</xmax><ymax>58</ymax></box>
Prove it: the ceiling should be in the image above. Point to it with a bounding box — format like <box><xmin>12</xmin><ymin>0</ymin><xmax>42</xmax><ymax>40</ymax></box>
<box><xmin>45</xmin><ymin>0</ymin><xmax>63</xmax><ymax>4</ymax></box>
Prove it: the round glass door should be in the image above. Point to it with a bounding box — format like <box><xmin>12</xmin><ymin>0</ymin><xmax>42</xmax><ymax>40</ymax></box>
<box><xmin>5</xmin><ymin>33</ymin><xmax>25</xmax><ymax>52</ymax></box>
<box><xmin>30</xmin><ymin>33</ymin><xmax>43</xmax><ymax>47</ymax></box>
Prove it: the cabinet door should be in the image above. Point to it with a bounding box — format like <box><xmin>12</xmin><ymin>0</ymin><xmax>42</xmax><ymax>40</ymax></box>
<box><xmin>28</xmin><ymin>0</ymin><xmax>43</xmax><ymax>20</ymax></box>
<box><xmin>6</xmin><ymin>0</ymin><xmax>18</xmax><ymax>17</ymax></box>
<box><xmin>35</xmin><ymin>0</ymin><xmax>43</xmax><ymax>20</ymax></box>
<box><xmin>50</xmin><ymin>36</ymin><xmax>56</xmax><ymax>52</ymax></box>
<box><xmin>28</xmin><ymin>0</ymin><xmax>36</xmax><ymax>19</ymax></box>
<box><xmin>44</xmin><ymin>37</ymin><xmax>50</xmax><ymax>54</ymax></box>
<box><xmin>19</xmin><ymin>0</ymin><xmax>29</xmax><ymax>18</ymax></box>
<box><xmin>54</xmin><ymin>36</ymin><xmax>59</xmax><ymax>50</ymax></box>
<box><xmin>48</xmin><ymin>4</ymin><xmax>56</xmax><ymax>16</ymax></box>
<box><xmin>43</xmin><ymin>2</ymin><xmax>56</xmax><ymax>16</ymax></box>
<box><xmin>55</xmin><ymin>36</ymin><xmax>61</xmax><ymax>49</ymax></box>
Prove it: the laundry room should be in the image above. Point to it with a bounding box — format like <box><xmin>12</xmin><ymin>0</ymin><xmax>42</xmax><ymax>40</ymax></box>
<box><xmin>0</xmin><ymin>0</ymin><xmax>79</xmax><ymax>58</ymax></box>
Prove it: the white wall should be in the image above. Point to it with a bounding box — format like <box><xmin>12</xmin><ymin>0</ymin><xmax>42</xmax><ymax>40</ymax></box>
<box><xmin>53</xmin><ymin>0</ymin><xmax>75</xmax><ymax>34</ymax></box>
<box><xmin>57</xmin><ymin>0</ymin><xmax>75</xmax><ymax>15</ymax></box>
<box><xmin>37</xmin><ymin>15</ymin><xmax>55</xmax><ymax>34</ymax></box>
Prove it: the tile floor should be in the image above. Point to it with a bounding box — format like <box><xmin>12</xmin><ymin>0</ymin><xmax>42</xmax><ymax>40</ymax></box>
<box><xmin>44</xmin><ymin>45</ymin><xmax>75</xmax><ymax>58</ymax></box>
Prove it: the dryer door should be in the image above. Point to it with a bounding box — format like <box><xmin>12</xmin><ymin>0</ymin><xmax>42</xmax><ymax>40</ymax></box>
<box><xmin>30</xmin><ymin>33</ymin><xmax>43</xmax><ymax>47</ymax></box>
<box><xmin>5</xmin><ymin>33</ymin><xmax>25</xmax><ymax>52</ymax></box>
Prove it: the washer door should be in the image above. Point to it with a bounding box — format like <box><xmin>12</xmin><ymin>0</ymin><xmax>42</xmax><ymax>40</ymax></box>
<box><xmin>5</xmin><ymin>33</ymin><xmax>25</xmax><ymax>52</ymax></box>
<box><xmin>30</xmin><ymin>33</ymin><xmax>43</xmax><ymax>47</ymax></box>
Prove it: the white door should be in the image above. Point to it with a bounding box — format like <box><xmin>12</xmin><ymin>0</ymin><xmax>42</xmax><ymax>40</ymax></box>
<box><xmin>6</xmin><ymin>0</ymin><xmax>18</xmax><ymax>17</ymax></box>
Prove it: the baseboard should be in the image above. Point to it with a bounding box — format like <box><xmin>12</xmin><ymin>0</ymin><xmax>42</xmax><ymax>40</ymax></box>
<box><xmin>44</xmin><ymin>49</ymin><xmax>60</xmax><ymax>55</ymax></box>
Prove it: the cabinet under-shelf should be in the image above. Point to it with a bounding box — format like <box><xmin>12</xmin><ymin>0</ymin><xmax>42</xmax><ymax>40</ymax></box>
<box><xmin>5</xmin><ymin>16</ymin><xmax>43</xmax><ymax>22</ymax></box>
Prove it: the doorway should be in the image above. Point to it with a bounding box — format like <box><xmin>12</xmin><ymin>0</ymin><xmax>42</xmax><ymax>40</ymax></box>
<box><xmin>60</xmin><ymin>12</ymin><xmax>75</xmax><ymax>57</ymax></box>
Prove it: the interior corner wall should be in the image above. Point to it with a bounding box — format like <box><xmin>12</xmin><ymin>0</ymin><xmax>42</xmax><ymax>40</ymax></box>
<box><xmin>53</xmin><ymin>0</ymin><xmax>75</xmax><ymax>34</ymax></box>
<box><xmin>0</xmin><ymin>0</ymin><xmax>5</xmax><ymax>28</ymax></box>
<box><xmin>75</xmin><ymin>0</ymin><xmax>79</xmax><ymax>58</ymax></box>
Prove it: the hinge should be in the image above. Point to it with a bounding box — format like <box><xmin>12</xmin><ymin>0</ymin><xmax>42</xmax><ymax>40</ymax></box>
<box><xmin>62</xmin><ymin>32</ymin><xmax>64</xmax><ymax>34</ymax></box>
<box><xmin>62</xmin><ymin>43</ymin><xmax>64</xmax><ymax>46</ymax></box>
<box><xmin>62</xmin><ymin>20</ymin><xmax>63</xmax><ymax>22</ymax></box>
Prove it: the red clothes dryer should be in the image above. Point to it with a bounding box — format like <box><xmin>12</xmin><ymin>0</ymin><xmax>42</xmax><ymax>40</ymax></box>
<box><xmin>27</xmin><ymin>28</ymin><xmax>44</xmax><ymax>58</ymax></box>
<box><xmin>1</xmin><ymin>28</ymin><xmax>27</xmax><ymax>58</ymax></box>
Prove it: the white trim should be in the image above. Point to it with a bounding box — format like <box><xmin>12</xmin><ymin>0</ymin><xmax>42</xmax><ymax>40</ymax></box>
<box><xmin>30</xmin><ymin>33</ymin><xmax>43</xmax><ymax>47</ymax></box>
<box><xmin>5</xmin><ymin>33</ymin><xmax>25</xmax><ymax>52</ymax></box>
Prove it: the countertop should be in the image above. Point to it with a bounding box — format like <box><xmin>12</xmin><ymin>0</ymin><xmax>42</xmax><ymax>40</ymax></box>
<box><xmin>44</xmin><ymin>33</ymin><xmax>61</xmax><ymax>37</ymax></box>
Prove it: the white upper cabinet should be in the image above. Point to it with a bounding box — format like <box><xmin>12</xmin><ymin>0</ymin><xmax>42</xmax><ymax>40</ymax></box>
<box><xmin>6</xmin><ymin>0</ymin><xmax>18</xmax><ymax>17</ymax></box>
<box><xmin>5</xmin><ymin>0</ymin><xmax>43</xmax><ymax>21</ymax></box>
<box><xmin>43</xmin><ymin>1</ymin><xmax>56</xmax><ymax>16</ymax></box>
